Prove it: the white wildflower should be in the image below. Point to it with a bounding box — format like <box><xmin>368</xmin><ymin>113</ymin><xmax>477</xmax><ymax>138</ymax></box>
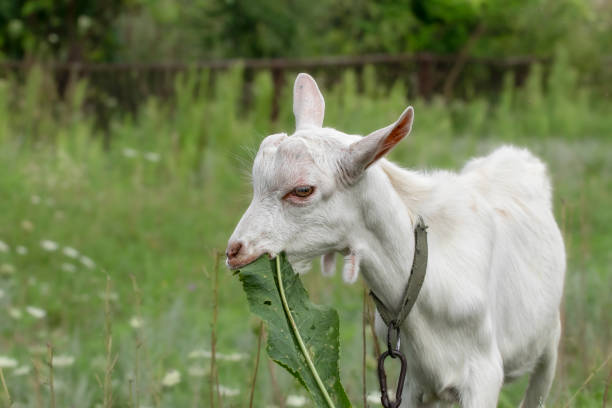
<box><xmin>28</xmin><ymin>345</ymin><xmax>47</xmax><ymax>355</ymax></box>
<box><xmin>80</xmin><ymin>256</ymin><xmax>95</xmax><ymax>269</ymax></box>
<box><xmin>144</xmin><ymin>152</ymin><xmax>160</xmax><ymax>162</ymax></box>
<box><xmin>52</xmin><ymin>355</ymin><xmax>75</xmax><ymax>367</ymax></box>
<box><xmin>219</xmin><ymin>352</ymin><xmax>248</xmax><ymax>362</ymax></box>
<box><xmin>367</xmin><ymin>390</ymin><xmax>396</xmax><ymax>404</ymax></box>
<box><xmin>367</xmin><ymin>391</ymin><xmax>382</xmax><ymax>404</ymax></box>
<box><xmin>16</xmin><ymin>246</ymin><xmax>28</xmax><ymax>255</ymax></box>
<box><xmin>0</xmin><ymin>240</ymin><xmax>8</xmax><ymax>252</ymax></box>
<box><xmin>62</xmin><ymin>247</ymin><xmax>79</xmax><ymax>258</ymax></box>
<box><xmin>0</xmin><ymin>263</ymin><xmax>15</xmax><ymax>275</ymax></box>
<box><xmin>13</xmin><ymin>365</ymin><xmax>30</xmax><ymax>376</ymax></box>
<box><xmin>21</xmin><ymin>220</ymin><xmax>34</xmax><ymax>231</ymax></box>
<box><xmin>188</xmin><ymin>349</ymin><xmax>211</xmax><ymax>359</ymax></box>
<box><xmin>0</xmin><ymin>356</ymin><xmax>17</xmax><ymax>368</ymax></box>
<box><xmin>219</xmin><ymin>385</ymin><xmax>240</xmax><ymax>397</ymax></box>
<box><xmin>286</xmin><ymin>395</ymin><xmax>307</xmax><ymax>406</ymax></box>
<box><xmin>122</xmin><ymin>147</ymin><xmax>138</xmax><ymax>158</ymax></box>
<box><xmin>187</xmin><ymin>365</ymin><xmax>207</xmax><ymax>377</ymax></box>
<box><xmin>26</xmin><ymin>306</ymin><xmax>46</xmax><ymax>319</ymax></box>
<box><xmin>98</xmin><ymin>291</ymin><xmax>118</xmax><ymax>301</ymax></box>
<box><xmin>31</xmin><ymin>195</ymin><xmax>41</xmax><ymax>204</ymax></box>
<box><xmin>9</xmin><ymin>308</ymin><xmax>22</xmax><ymax>319</ymax></box>
<box><xmin>129</xmin><ymin>316</ymin><xmax>143</xmax><ymax>329</ymax></box>
<box><xmin>40</xmin><ymin>240</ymin><xmax>59</xmax><ymax>251</ymax></box>
<box><xmin>61</xmin><ymin>263</ymin><xmax>76</xmax><ymax>273</ymax></box>
<box><xmin>161</xmin><ymin>369</ymin><xmax>181</xmax><ymax>387</ymax></box>
<box><xmin>187</xmin><ymin>349</ymin><xmax>247</xmax><ymax>362</ymax></box>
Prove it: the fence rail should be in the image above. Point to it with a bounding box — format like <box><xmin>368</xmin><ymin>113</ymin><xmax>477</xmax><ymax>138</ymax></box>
<box><xmin>0</xmin><ymin>53</ymin><xmax>547</xmax><ymax>71</ymax></box>
<box><xmin>0</xmin><ymin>53</ymin><xmax>559</xmax><ymax>123</ymax></box>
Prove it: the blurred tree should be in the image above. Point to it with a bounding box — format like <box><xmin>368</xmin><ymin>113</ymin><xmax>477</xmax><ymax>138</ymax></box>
<box><xmin>197</xmin><ymin>0</ymin><xmax>303</xmax><ymax>57</ymax></box>
<box><xmin>1</xmin><ymin>0</ymin><xmax>609</xmax><ymax>87</ymax></box>
<box><xmin>149</xmin><ymin>0</ymin><xmax>606</xmax><ymax>62</ymax></box>
<box><xmin>0</xmin><ymin>0</ymin><xmax>133</xmax><ymax>62</ymax></box>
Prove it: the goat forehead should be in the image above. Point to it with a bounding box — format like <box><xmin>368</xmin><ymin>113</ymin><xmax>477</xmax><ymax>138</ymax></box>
<box><xmin>253</xmin><ymin>136</ymin><xmax>318</xmax><ymax>191</ymax></box>
<box><xmin>252</xmin><ymin>129</ymin><xmax>356</xmax><ymax>192</ymax></box>
<box><xmin>294</xmin><ymin>128</ymin><xmax>360</xmax><ymax>149</ymax></box>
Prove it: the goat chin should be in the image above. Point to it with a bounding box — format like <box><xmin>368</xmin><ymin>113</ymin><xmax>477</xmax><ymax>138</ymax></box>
<box><xmin>287</xmin><ymin>256</ymin><xmax>313</xmax><ymax>275</ymax></box>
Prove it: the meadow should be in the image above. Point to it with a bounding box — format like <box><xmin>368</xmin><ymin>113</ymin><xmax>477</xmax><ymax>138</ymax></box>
<box><xmin>0</xmin><ymin>59</ymin><xmax>610</xmax><ymax>407</ymax></box>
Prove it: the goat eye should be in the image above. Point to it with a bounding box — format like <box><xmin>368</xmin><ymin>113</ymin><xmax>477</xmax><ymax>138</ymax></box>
<box><xmin>292</xmin><ymin>186</ymin><xmax>314</xmax><ymax>198</ymax></box>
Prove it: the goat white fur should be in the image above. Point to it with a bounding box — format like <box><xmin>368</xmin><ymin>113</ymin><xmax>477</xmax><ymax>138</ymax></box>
<box><xmin>227</xmin><ymin>73</ymin><xmax>566</xmax><ymax>407</ymax></box>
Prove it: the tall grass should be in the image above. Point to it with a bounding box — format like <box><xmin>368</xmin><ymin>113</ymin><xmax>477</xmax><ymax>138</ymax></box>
<box><xmin>0</xmin><ymin>55</ymin><xmax>610</xmax><ymax>406</ymax></box>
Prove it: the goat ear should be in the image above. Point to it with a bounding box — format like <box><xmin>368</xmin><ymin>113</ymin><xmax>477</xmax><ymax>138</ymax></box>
<box><xmin>340</xmin><ymin>106</ymin><xmax>414</xmax><ymax>183</ymax></box>
<box><xmin>293</xmin><ymin>73</ymin><xmax>325</xmax><ymax>130</ymax></box>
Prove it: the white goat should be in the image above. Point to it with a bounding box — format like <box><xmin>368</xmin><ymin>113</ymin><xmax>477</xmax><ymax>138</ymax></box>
<box><xmin>227</xmin><ymin>73</ymin><xmax>565</xmax><ymax>407</ymax></box>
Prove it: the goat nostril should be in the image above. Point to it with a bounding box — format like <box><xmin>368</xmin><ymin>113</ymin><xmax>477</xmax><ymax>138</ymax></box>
<box><xmin>226</xmin><ymin>241</ymin><xmax>243</xmax><ymax>259</ymax></box>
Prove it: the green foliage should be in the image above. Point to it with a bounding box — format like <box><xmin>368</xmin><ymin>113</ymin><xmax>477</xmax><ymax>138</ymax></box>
<box><xmin>0</xmin><ymin>65</ymin><xmax>610</xmax><ymax>406</ymax></box>
<box><xmin>239</xmin><ymin>254</ymin><xmax>351</xmax><ymax>407</ymax></box>
<box><xmin>87</xmin><ymin>0</ymin><xmax>612</xmax><ymax>91</ymax></box>
<box><xmin>250</xmin><ymin>70</ymin><xmax>274</xmax><ymax>133</ymax></box>
<box><xmin>126</xmin><ymin>0</ymin><xmax>611</xmax><ymax>62</ymax></box>
<box><xmin>0</xmin><ymin>0</ymin><xmax>132</xmax><ymax>61</ymax></box>
<box><xmin>1</xmin><ymin>57</ymin><xmax>609</xmax><ymax>163</ymax></box>
<box><xmin>2</xmin><ymin>0</ymin><xmax>610</xmax><ymax>102</ymax></box>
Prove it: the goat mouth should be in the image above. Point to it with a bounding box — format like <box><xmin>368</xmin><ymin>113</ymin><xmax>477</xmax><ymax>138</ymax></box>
<box><xmin>226</xmin><ymin>253</ymin><xmax>264</xmax><ymax>270</ymax></box>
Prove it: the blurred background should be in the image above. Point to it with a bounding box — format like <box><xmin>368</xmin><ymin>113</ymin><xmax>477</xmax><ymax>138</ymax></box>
<box><xmin>0</xmin><ymin>0</ymin><xmax>611</xmax><ymax>406</ymax></box>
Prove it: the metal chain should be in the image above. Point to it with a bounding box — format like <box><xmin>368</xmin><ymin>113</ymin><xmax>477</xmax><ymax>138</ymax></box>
<box><xmin>377</xmin><ymin>321</ymin><xmax>407</xmax><ymax>408</ymax></box>
<box><xmin>373</xmin><ymin>217</ymin><xmax>428</xmax><ymax>408</ymax></box>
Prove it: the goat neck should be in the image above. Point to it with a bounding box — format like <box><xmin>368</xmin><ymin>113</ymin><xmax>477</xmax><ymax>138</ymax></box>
<box><xmin>348</xmin><ymin>162</ymin><xmax>429</xmax><ymax>313</ymax></box>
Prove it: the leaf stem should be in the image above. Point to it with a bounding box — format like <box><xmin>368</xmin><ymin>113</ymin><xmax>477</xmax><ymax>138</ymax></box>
<box><xmin>275</xmin><ymin>256</ymin><xmax>335</xmax><ymax>408</ymax></box>
<box><xmin>248</xmin><ymin>320</ymin><xmax>265</xmax><ymax>408</ymax></box>
<box><xmin>0</xmin><ymin>366</ymin><xmax>12</xmax><ymax>407</ymax></box>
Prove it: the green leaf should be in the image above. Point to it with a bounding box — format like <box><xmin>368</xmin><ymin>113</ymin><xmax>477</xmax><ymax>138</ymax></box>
<box><xmin>238</xmin><ymin>253</ymin><xmax>351</xmax><ymax>408</ymax></box>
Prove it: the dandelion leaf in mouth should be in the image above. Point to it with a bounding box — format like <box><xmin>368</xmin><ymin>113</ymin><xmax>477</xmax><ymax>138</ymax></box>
<box><xmin>237</xmin><ymin>253</ymin><xmax>351</xmax><ymax>408</ymax></box>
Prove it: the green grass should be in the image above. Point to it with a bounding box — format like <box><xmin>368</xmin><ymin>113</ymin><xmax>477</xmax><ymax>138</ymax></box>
<box><xmin>0</xmin><ymin>62</ymin><xmax>610</xmax><ymax>407</ymax></box>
